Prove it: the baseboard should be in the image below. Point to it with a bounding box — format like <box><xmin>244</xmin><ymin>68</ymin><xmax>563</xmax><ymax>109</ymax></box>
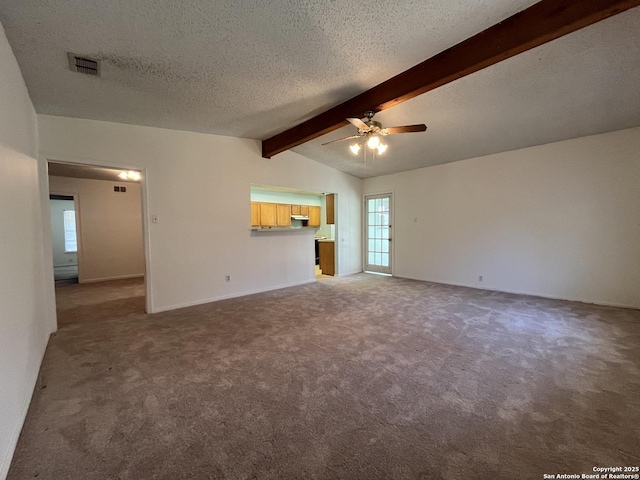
<box><xmin>152</xmin><ymin>278</ymin><xmax>316</xmax><ymax>313</ymax></box>
<box><xmin>0</xmin><ymin>333</ymin><xmax>51</xmax><ymax>480</ymax></box>
<box><xmin>337</xmin><ymin>269</ymin><xmax>363</xmax><ymax>277</ymax></box>
<box><xmin>394</xmin><ymin>274</ymin><xmax>640</xmax><ymax>310</ymax></box>
<box><xmin>80</xmin><ymin>273</ymin><xmax>144</xmax><ymax>284</ymax></box>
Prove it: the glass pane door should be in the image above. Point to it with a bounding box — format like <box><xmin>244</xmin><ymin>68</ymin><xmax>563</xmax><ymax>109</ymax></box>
<box><xmin>365</xmin><ymin>193</ymin><xmax>392</xmax><ymax>274</ymax></box>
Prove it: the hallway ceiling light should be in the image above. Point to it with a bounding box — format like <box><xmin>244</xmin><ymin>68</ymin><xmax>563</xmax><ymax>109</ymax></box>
<box><xmin>119</xmin><ymin>170</ymin><xmax>141</xmax><ymax>181</ymax></box>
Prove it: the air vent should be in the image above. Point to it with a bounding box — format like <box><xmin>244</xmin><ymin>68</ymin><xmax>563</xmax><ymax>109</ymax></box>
<box><xmin>68</xmin><ymin>53</ymin><xmax>100</xmax><ymax>76</ymax></box>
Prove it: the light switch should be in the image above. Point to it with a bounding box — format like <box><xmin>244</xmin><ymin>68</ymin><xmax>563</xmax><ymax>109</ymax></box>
<box><xmin>151</xmin><ymin>215</ymin><xmax>159</xmax><ymax>224</ymax></box>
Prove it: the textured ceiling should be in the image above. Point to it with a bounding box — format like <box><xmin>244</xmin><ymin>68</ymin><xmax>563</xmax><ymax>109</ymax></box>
<box><xmin>1</xmin><ymin>1</ymin><xmax>639</xmax><ymax>178</ymax></box>
<box><xmin>295</xmin><ymin>8</ymin><xmax>640</xmax><ymax>177</ymax></box>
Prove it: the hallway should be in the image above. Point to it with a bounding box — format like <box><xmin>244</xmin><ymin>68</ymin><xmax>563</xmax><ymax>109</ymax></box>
<box><xmin>54</xmin><ymin>277</ymin><xmax>145</xmax><ymax>327</ymax></box>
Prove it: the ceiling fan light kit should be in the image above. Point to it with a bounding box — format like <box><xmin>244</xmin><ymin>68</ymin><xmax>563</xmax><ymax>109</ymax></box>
<box><xmin>348</xmin><ymin>137</ymin><xmax>387</xmax><ymax>157</ymax></box>
<box><xmin>322</xmin><ymin>110</ymin><xmax>426</xmax><ymax>158</ymax></box>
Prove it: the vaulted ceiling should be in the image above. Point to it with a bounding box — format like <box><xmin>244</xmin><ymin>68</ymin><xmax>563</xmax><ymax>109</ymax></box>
<box><xmin>2</xmin><ymin>0</ymin><xmax>639</xmax><ymax>178</ymax></box>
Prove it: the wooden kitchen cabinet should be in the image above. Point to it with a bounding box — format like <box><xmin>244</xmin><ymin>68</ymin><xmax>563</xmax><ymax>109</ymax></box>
<box><xmin>254</xmin><ymin>202</ymin><xmax>292</xmax><ymax>227</ymax></box>
<box><xmin>318</xmin><ymin>241</ymin><xmax>335</xmax><ymax>276</ymax></box>
<box><xmin>308</xmin><ymin>206</ymin><xmax>321</xmax><ymax>227</ymax></box>
<box><xmin>252</xmin><ymin>201</ymin><xmax>320</xmax><ymax>228</ymax></box>
<box><xmin>259</xmin><ymin>203</ymin><xmax>277</xmax><ymax>227</ymax></box>
<box><xmin>276</xmin><ymin>203</ymin><xmax>292</xmax><ymax>226</ymax></box>
<box><xmin>251</xmin><ymin>202</ymin><xmax>260</xmax><ymax>227</ymax></box>
<box><xmin>326</xmin><ymin>194</ymin><xmax>335</xmax><ymax>225</ymax></box>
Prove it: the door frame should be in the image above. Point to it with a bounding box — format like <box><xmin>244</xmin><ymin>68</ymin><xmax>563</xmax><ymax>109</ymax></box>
<box><xmin>363</xmin><ymin>192</ymin><xmax>393</xmax><ymax>275</ymax></box>
<box><xmin>39</xmin><ymin>155</ymin><xmax>152</xmax><ymax>330</ymax></box>
<box><xmin>48</xmin><ymin>192</ymin><xmax>83</xmax><ymax>283</ymax></box>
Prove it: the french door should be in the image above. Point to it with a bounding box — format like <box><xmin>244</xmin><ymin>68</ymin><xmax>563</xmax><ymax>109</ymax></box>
<box><xmin>364</xmin><ymin>193</ymin><xmax>392</xmax><ymax>274</ymax></box>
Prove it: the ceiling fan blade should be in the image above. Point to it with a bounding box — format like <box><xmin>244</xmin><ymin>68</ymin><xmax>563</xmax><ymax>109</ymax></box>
<box><xmin>346</xmin><ymin>117</ymin><xmax>370</xmax><ymax>131</ymax></box>
<box><xmin>382</xmin><ymin>124</ymin><xmax>427</xmax><ymax>135</ymax></box>
<box><xmin>321</xmin><ymin>134</ymin><xmax>362</xmax><ymax>146</ymax></box>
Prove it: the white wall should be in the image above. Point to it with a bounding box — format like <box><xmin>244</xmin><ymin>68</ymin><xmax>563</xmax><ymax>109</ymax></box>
<box><xmin>250</xmin><ymin>189</ymin><xmax>321</xmax><ymax>206</ymax></box>
<box><xmin>49</xmin><ymin>199</ymin><xmax>78</xmax><ymax>267</ymax></box>
<box><xmin>49</xmin><ymin>176</ymin><xmax>144</xmax><ymax>283</ymax></box>
<box><xmin>38</xmin><ymin>115</ymin><xmax>363</xmax><ymax>312</ymax></box>
<box><xmin>0</xmin><ymin>24</ymin><xmax>53</xmax><ymax>480</ymax></box>
<box><xmin>364</xmin><ymin>127</ymin><xmax>640</xmax><ymax>308</ymax></box>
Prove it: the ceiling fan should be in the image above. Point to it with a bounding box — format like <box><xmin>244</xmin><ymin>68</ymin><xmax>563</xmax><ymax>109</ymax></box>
<box><xmin>322</xmin><ymin>110</ymin><xmax>427</xmax><ymax>155</ymax></box>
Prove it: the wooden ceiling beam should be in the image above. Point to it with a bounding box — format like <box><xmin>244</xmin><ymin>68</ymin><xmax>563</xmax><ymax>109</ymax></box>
<box><xmin>262</xmin><ymin>0</ymin><xmax>640</xmax><ymax>158</ymax></box>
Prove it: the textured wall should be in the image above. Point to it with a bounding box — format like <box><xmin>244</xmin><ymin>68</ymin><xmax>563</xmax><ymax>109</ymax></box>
<box><xmin>364</xmin><ymin>127</ymin><xmax>640</xmax><ymax>308</ymax></box>
<box><xmin>0</xmin><ymin>23</ymin><xmax>52</xmax><ymax>480</ymax></box>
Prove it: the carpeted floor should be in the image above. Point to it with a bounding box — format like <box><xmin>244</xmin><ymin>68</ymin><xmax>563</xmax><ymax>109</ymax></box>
<box><xmin>8</xmin><ymin>274</ymin><xmax>640</xmax><ymax>480</ymax></box>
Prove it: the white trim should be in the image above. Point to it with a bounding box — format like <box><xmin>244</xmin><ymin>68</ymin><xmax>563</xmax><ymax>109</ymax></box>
<box><xmin>363</xmin><ymin>192</ymin><xmax>393</xmax><ymax>275</ymax></box>
<box><xmin>336</xmin><ymin>269</ymin><xmax>364</xmax><ymax>277</ymax></box>
<box><xmin>38</xmin><ymin>158</ymin><xmax>59</xmax><ymax>334</ymax></box>
<box><xmin>49</xmin><ymin>191</ymin><xmax>83</xmax><ymax>283</ymax></box>
<box><xmin>394</xmin><ymin>274</ymin><xmax>640</xmax><ymax>310</ymax></box>
<box><xmin>362</xmin><ymin>189</ymin><xmax>396</xmax><ymax>276</ymax></box>
<box><xmin>40</xmin><ymin>154</ymin><xmax>152</xmax><ymax>314</ymax></box>
<box><xmin>138</xmin><ymin>166</ymin><xmax>152</xmax><ymax>314</ymax></box>
<box><xmin>80</xmin><ymin>273</ymin><xmax>144</xmax><ymax>284</ymax></box>
<box><xmin>152</xmin><ymin>279</ymin><xmax>316</xmax><ymax>313</ymax></box>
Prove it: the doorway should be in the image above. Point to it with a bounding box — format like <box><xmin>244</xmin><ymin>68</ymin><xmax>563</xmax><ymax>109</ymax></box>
<box><xmin>49</xmin><ymin>194</ymin><xmax>79</xmax><ymax>284</ymax></box>
<box><xmin>364</xmin><ymin>193</ymin><xmax>392</xmax><ymax>274</ymax></box>
<box><xmin>46</xmin><ymin>161</ymin><xmax>149</xmax><ymax>325</ymax></box>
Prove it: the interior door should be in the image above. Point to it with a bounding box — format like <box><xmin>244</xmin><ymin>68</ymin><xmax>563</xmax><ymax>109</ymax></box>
<box><xmin>364</xmin><ymin>193</ymin><xmax>392</xmax><ymax>274</ymax></box>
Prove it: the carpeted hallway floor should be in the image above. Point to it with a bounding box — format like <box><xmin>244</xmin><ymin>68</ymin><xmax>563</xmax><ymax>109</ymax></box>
<box><xmin>8</xmin><ymin>274</ymin><xmax>640</xmax><ymax>480</ymax></box>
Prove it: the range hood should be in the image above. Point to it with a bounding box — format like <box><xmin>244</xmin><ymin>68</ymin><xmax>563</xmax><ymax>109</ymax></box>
<box><xmin>291</xmin><ymin>214</ymin><xmax>309</xmax><ymax>220</ymax></box>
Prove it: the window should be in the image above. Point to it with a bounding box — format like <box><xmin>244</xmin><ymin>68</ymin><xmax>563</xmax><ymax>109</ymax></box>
<box><xmin>63</xmin><ymin>210</ymin><xmax>77</xmax><ymax>252</ymax></box>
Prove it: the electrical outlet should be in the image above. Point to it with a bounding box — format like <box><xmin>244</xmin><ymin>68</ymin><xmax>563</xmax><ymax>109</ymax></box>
<box><xmin>478</xmin><ymin>275</ymin><xmax>483</xmax><ymax>282</ymax></box>
<box><xmin>225</xmin><ymin>275</ymin><xmax>231</xmax><ymax>282</ymax></box>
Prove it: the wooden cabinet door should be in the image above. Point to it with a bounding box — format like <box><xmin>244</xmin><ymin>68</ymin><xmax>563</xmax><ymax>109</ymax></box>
<box><xmin>326</xmin><ymin>194</ymin><xmax>335</xmax><ymax>225</ymax></box>
<box><xmin>251</xmin><ymin>202</ymin><xmax>260</xmax><ymax>227</ymax></box>
<box><xmin>300</xmin><ymin>205</ymin><xmax>309</xmax><ymax>216</ymax></box>
<box><xmin>308</xmin><ymin>206</ymin><xmax>321</xmax><ymax>227</ymax></box>
<box><xmin>291</xmin><ymin>204</ymin><xmax>301</xmax><ymax>215</ymax></box>
<box><xmin>319</xmin><ymin>242</ymin><xmax>335</xmax><ymax>276</ymax></box>
<box><xmin>276</xmin><ymin>204</ymin><xmax>291</xmax><ymax>226</ymax></box>
<box><xmin>259</xmin><ymin>203</ymin><xmax>277</xmax><ymax>227</ymax></box>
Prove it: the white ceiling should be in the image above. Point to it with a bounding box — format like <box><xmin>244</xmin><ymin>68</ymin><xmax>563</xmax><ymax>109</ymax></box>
<box><xmin>1</xmin><ymin>1</ymin><xmax>639</xmax><ymax>178</ymax></box>
<box><xmin>296</xmin><ymin>8</ymin><xmax>640</xmax><ymax>177</ymax></box>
